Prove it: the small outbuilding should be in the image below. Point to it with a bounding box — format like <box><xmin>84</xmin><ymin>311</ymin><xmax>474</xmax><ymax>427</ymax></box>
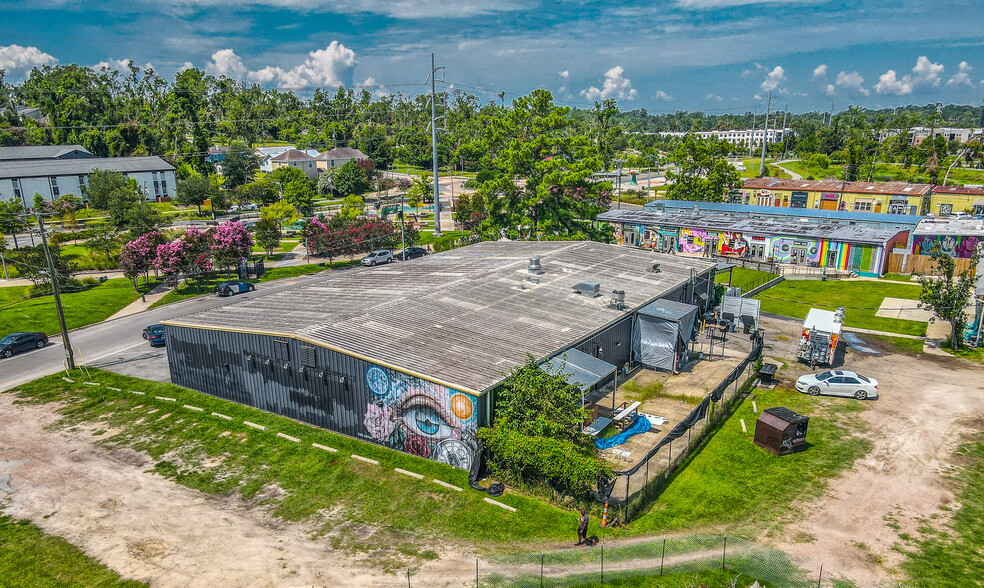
<box><xmin>753</xmin><ymin>407</ymin><xmax>809</xmax><ymax>456</ymax></box>
<box><xmin>633</xmin><ymin>299</ymin><xmax>699</xmax><ymax>372</ymax></box>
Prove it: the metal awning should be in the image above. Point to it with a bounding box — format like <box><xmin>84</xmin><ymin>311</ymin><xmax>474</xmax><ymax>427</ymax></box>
<box><xmin>542</xmin><ymin>348</ymin><xmax>617</xmax><ymax>391</ymax></box>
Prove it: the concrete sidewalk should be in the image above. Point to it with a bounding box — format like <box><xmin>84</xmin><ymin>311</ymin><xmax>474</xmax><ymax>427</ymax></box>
<box><xmin>105</xmin><ymin>283</ymin><xmax>171</xmax><ymax>321</ymax></box>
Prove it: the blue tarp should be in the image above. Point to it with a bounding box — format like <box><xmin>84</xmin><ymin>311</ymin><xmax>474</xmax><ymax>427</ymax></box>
<box><xmin>594</xmin><ymin>415</ymin><xmax>652</xmax><ymax>450</ymax></box>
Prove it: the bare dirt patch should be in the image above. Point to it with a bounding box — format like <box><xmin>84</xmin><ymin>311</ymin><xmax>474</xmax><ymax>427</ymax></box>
<box><xmin>0</xmin><ymin>396</ymin><xmax>472</xmax><ymax>587</ymax></box>
<box><xmin>762</xmin><ymin>315</ymin><xmax>984</xmax><ymax>586</ymax></box>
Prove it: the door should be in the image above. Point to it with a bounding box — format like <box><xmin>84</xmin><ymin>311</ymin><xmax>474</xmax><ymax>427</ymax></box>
<box><xmin>851</xmin><ymin>247</ymin><xmax>864</xmax><ymax>271</ymax></box>
<box><xmin>825</xmin><ymin>376</ymin><xmax>850</xmax><ymax>396</ymax></box>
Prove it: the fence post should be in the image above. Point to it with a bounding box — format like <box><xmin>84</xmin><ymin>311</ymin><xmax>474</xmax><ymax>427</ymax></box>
<box><xmin>600</xmin><ymin>543</ymin><xmax>604</xmax><ymax>584</ymax></box>
<box><xmin>818</xmin><ymin>564</ymin><xmax>823</xmax><ymax>588</ymax></box>
<box><xmin>660</xmin><ymin>538</ymin><xmax>665</xmax><ymax>576</ymax></box>
<box><xmin>408</xmin><ymin>568</ymin><xmax>411</xmax><ymax>587</ymax></box>
<box><xmin>722</xmin><ymin>535</ymin><xmax>727</xmax><ymax>570</ymax></box>
<box><xmin>476</xmin><ymin>558</ymin><xmax>479</xmax><ymax>588</ymax></box>
<box><xmin>540</xmin><ymin>553</ymin><xmax>544</xmax><ymax>588</ymax></box>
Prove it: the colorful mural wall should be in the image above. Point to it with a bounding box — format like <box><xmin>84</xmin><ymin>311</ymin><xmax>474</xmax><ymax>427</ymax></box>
<box><xmin>719</xmin><ymin>232</ymin><xmax>748</xmax><ymax>256</ymax></box>
<box><xmin>680</xmin><ymin>228</ymin><xmax>707</xmax><ymax>254</ymax></box>
<box><xmin>771</xmin><ymin>238</ymin><xmax>822</xmax><ymax>264</ymax></box>
<box><xmin>363</xmin><ymin>365</ymin><xmax>478</xmax><ymax>470</ymax></box>
<box><xmin>913</xmin><ymin>235</ymin><xmax>982</xmax><ymax>258</ymax></box>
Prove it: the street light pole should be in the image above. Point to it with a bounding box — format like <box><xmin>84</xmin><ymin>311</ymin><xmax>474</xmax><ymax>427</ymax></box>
<box><xmin>615</xmin><ymin>158</ymin><xmax>626</xmax><ymax>210</ymax></box>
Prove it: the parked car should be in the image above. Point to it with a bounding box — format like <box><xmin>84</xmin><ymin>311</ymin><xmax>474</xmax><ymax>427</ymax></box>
<box><xmin>361</xmin><ymin>250</ymin><xmax>394</xmax><ymax>266</ymax></box>
<box><xmin>142</xmin><ymin>324</ymin><xmax>166</xmax><ymax>347</ymax></box>
<box><xmin>215</xmin><ymin>281</ymin><xmax>255</xmax><ymax>296</ymax></box>
<box><xmin>0</xmin><ymin>332</ymin><xmax>48</xmax><ymax>358</ymax></box>
<box><xmin>795</xmin><ymin>370</ymin><xmax>879</xmax><ymax>400</ymax></box>
<box><xmin>396</xmin><ymin>246</ymin><xmax>427</xmax><ymax>261</ymax></box>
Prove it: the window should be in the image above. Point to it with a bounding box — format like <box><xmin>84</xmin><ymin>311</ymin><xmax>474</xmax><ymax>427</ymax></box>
<box><xmin>77</xmin><ymin>175</ymin><xmax>88</xmax><ymax>197</ymax></box>
<box><xmin>152</xmin><ymin>172</ymin><xmax>160</xmax><ymax>197</ymax></box>
<box><xmin>815</xmin><ymin>371</ymin><xmax>833</xmax><ymax>381</ymax></box>
<box><xmin>49</xmin><ymin>176</ymin><xmax>59</xmax><ymax>197</ymax></box>
<box><xmin>11</xmin><ymin>179</ymin><xmax>22</xmax><ymax>202</ymax></box>
<box><xmin>272</xmin><ymin>338</ymin><xmax>290</xmax><ymax>362</ymax></box>
<box><xmin>852</xmin><ymin>200</ymin><xmax>873</xmax><ymax>212</ymax></box>
<box><xmin>160</xmin><ymin>176</ymin><xmax>168</xmax><ymax>196</ymax></box>
<box><xmin>299</xmin><ymin>344</ymin><xmax>317</xmax><ymax>368</ymax></box>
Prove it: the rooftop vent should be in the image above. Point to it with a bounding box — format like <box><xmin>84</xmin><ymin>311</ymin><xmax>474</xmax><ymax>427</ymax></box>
<box><xmin>573</xmin><ymin>281</ymin><xmax>601</xmax><ymax>298</ymax></box>
<box><xmin>833</xmin><ymin>307</ymin><xmax>845</xmax><ymax>323</ymax></box>
<box><xmin>528</xmin><ymin>257</ymin><xmax>542</xmax><ymax>274</ymax></box>
<box><xmin>648</xmin><ymin>263</ymin><xmax>661</xmax><ymax>274</ymax></box>
<box><xmin>609</xmin><ymin>290</ymin><xmax>626</xmax><ymax>310</ymax></box>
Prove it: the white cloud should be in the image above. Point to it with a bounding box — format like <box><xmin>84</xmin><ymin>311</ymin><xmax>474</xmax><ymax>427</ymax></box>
<box><xmin>705</xmin><ymin>93</ymin><xmax>723</xmax><ymax>102</ymax></box>
<box><xmin>760</xmin><ymin>65</ymin><xmax>785</xmax><ymax>92</ymax></box>
<box><xmin>912</xmin><ymin>55</ymin><xmax>943</xmax><ymax>86</ymax></box>
<box><xmin>0</xmin><ymin>44</ymin><xmax>57</xmax><ymax>73</ymax></box>
<box><xmin>265</xmin><ymin>41</ymin><xmax>357</xmax><ymax>89</ymax></box>
<box><xmin>206</xmin><ymin>48</ymin><xmax>247</xmax><ymax>79</ymax></box>
<box><xmin>874</xmin><ymin>56</ymin><xmax>944</xmax><ymax>95</ymax></box>
<box><xmin>247</xmin><ymin>66</ymin><xmax>280</xmax><ymax>84</ymax></box>
<box><xmin>812</xmin><ymin>64</ymin><xmax>827</xmax><ymax>79</ymax></box>
<box><xmin>91</xmin><ymin>58</ymin><xmax>154</xmax><ymax>73</ymax></box>
<box><xmin>559</xmin><ymin>70</ymin><xmax>569</xmax><ymax>78</ymax></box>
<box><xmin>176</xmin><ymin>61</ymin><xmax>195</xmax><ymax>73</ymax></box>
<box><xmin>874</xmin><ymin>69</ymin><xmax>913</xmax><ymax>95</ymax></box>
<box><xmin>653</xmin><ymin>90</ymin><xmax>672</xmax><ymax>101</ymax></box>
<box><xmin>947</xmin><ymin>61</ymin><xmax>973</xmax><ymax>87</ymax></box>
<box><xmin>580</xmin><ymin>66</ymin><xmax>638</xmax><ymax>101</ymax></box>
<box><xmin>830</xmin><ymin>71</ymin><xmax>869</xmax><ymax>96</ymax></box>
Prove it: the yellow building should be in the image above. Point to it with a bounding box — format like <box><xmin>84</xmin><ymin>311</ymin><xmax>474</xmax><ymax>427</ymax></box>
<box><xmin>742</xmin><ymin>178</ymin><xmax>930</xmax><ymax>215</ymax></box>
<box><xmin>929</xmin><ymin>185</ymin><xmax>984</xmax><ymax>215</ymax></box>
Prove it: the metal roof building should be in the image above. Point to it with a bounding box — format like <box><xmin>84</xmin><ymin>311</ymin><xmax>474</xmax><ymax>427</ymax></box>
<box><xmin>162</xmin><ymin>241</ymin><xmax>716</xmax><ymax>469</ymax></box>
<box><xmin>0</xmin><ymin>145</ymin><xmax>95</xmax><ymax>162</ymax></box>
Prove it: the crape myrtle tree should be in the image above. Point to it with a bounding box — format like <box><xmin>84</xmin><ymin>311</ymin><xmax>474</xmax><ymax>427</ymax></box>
<box><xmin>119</xmin><ymin>230</ymin><xmax>167</xmax><ymax>289</ymax></box>
<box><xmin>919</xmin><ymin>249</ymin><xmax>981</xmax><ymax>349</ymax></box>
<box><xmin>211</xmin><ymin>220</ymin><xmax>253</xmax><ymax>275</ymax></box>
<box><xmin>476</xmin><ymin>89</ymin><xmax>612</xmax><ymax>241</ymax></box>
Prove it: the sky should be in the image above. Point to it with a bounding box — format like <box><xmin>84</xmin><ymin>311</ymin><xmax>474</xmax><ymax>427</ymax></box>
<box><xmin>3</xmin><ymin>0</ymin><xmax>984</xmax><ymax>115</ymax></box>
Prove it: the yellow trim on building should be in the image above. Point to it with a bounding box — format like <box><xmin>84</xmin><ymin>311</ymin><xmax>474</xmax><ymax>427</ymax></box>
<box><xmin>161</xmin><ymin>320</ymin><xmax>484</xmax><ymax>397</ymax></box>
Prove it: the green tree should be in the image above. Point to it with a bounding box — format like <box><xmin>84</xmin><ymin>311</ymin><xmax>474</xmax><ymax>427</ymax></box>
<box><xmin>238</xmin><ymin>178</ymin><xmax>279</xmax><ymax>206</ymax></box>
<box><xmin>220</xmin><ymin>141</ymin><xmax>258</xmax><ymax>188</ymax></box>
<box><xmin>665</xmin><ymin>134</ymin><xmax>741</xmax><ymax>202</ymax></box>
<box><xmin>254</xmin><ymin>217</ymin><xmax>283</xmax><ymax>257</ymax></box>
<box><xmin>338</xmin><ymin>194</ymin><xmax>365</xmax><ymax>219</ymax></box>
<box><xmin>919</xmin><ymin>249</ymin><xmax>981</xmax><ymax>350</ymax></box>
<box><xmin>0</xmin><ymin>199</ymin><xmax>29</xmax><ymax>249</ymax></box>
<box><xmin>260</xmin><ymin>200</ymin><xmax>299</xmax><ymax>228</ymax></box>
<box><xmin>175</xmin><ymin>173</ymin><xmax>215</xmax><ymax>215</ymax></box>
<box><xmin>334</xmin><ymin>159</ymin><xmax>370</xmax><ymax>195</ymax></box>
<box><xmin>269</xmin><ymin>166</ymin><xmax>315</xmax><ymax>214</ymax></box>
<box><xmin>86</xmin><ymin>169</ymin><xmax>129</xmax><ymax>210</ymax></box>
<box><xmin>590</xmin><ymin>99</ymin><xmax>625</xmax><ymax>172</ymax></box>
<box><xmin>83</xmin><ymin>224</ymin><xmax>121</xmax><ymax>261</ymax></box>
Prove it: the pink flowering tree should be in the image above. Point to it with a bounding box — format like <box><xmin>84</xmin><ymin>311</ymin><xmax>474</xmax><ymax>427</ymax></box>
<box><xmin>154</xmin><ymin>240</ymin><xmax>190</xmax><ymax>289</ymax></box>
<box><xmin>211</xmin><ymin>221</ymin><xmax>253</xmax><ymax>276</ymax></box>
<box><xmin>181</xmin><ymin>228</ymin><xmax>215</xmax><ymax>289</ymax></box>
<box><xmin>120</xmin><ymin>230</ymin><xmax>167</xmax><ymax>290</ymax></box>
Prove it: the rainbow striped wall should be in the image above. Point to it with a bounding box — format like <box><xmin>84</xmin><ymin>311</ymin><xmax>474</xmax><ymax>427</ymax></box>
<box><xmin>836</xmin><ymin>243</ymin><xmax>851</xmax><ymax>270</ymax></box>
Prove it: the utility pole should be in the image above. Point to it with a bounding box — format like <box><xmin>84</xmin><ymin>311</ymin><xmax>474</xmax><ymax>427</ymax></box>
<box><xmin>428</xmin><ymin>53</ymin><xmax>445</xmax><ymax>237</ymax></box>
<box><xmin>33</xmin><ymin>210</ymin><xmax>75</xmax><ymax>370</ymax></box>
<box><xmin>828</xmin><ymin>100</ymin><xmax>835</xmax><ymax>127</ymax></box>
<box><xmin>749</xmin><ymin>109</ymin><xmax>757</xmax><ymax>158</ymax></box>
<box><xmin>781</xmin><ymin>104</ymin><xmax>788</xmax><ymax>159</ymax></box>
<box><xmin>759</xmin><ymin>91</ymin><xmax>772</xmax><ymax>177</ymax></box>
<box><xmin>615</xmin><ymin>158</ymin><xmax>626</xmax><ymax>209</ymax></box>
<box><xmin>400</xmin><ymin>193</ymin><xmax>407</xmax><ymax>254</ymax></box>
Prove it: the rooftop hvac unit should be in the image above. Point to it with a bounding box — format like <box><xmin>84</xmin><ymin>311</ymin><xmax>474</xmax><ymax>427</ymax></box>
<box><xmin>609</xmin><ymin>289</ymin><xmax>626</xmax><ymax>310</ymax></box>
<box><xmin>573</xmin><ymin>281</ymin><xmax>601</xmax><ymax>297</ymax></box>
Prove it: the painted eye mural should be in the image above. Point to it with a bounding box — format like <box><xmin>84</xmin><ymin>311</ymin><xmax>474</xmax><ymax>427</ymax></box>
<box><xmin>362</xmin><ymin>366</ymin><xmax>478</xmax><ymax>470</ymax></box>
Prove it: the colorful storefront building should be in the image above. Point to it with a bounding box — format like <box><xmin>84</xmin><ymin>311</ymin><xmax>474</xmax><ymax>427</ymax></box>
<box><xmin>742</xmin><ymin>178</ymin><xmax>932</xmax><ymax>215</ymax></box>
<box><xmin>927</xmin><ymin>185</ymin><xmax>984</xmax><ymax>216</ymax></box>
<box><xmin>598</xmin><ymin>209</ymin><xmax>910</xmax><ymax>277</ymax></box>
<box><xmin>911</xmin><ymin>218</ymin><xmax>984</xmax><ymax>258</ymax></box>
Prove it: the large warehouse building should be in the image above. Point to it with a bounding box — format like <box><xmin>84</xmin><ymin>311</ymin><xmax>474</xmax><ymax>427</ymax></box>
<box><xmin>162</xmin><ymin>241</ymin><xmax>716</xmax><ymax>470</ymax></box>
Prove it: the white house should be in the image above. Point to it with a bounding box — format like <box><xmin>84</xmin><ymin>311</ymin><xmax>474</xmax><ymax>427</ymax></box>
<box><xmin>254</xmin><ymin>146</ymin><xmax>296</xmax><ymax>172</ymax></box>
<box><xmin>0</xmin><ymin>149</ymin><xmax>176</xmax><ymax>206</ymax></box>
<box><xmin>315</xmin><ymin>147</ymin><xmax>369</xmax><ymax>172</ymax></box>
<box><xmin>269</xmin><ymin>149</ymin><xmax>319</xmax><ymax>180</ymax></box>
<box><xmin>654</xmin><ymin>128</ymin><xmax>794</xmax><ymax>147</ymax></box>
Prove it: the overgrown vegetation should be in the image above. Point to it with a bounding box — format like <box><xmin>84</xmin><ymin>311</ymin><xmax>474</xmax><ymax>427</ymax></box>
<box><xmin>0</xmin><ymin>515</ymin><xmax>144</xmax><ymax>588</ymax></box>
<box><xmin>918</xmin><ymin>249</ymin><xmax>981</xmax><ymax>349</ymax></box>
<box><xmin>477</xmin><ymin>357</ymin><xmax>612</xmax><ymax>499</ymax></box>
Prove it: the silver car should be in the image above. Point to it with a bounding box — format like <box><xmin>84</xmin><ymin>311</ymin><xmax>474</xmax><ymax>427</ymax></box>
<box><xmin>795</xmin><ymin>370</ymin><xmax>879</xmax><ymax>400</ymax></box>
<box><xmin>361</xmin><ymin>250</ymin><xmax>394</xmax><ymax>266</ymax></box>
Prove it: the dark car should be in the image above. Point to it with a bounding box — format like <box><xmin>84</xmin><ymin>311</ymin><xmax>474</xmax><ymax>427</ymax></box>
<box><xmin>215</xmin><ymin>281</ymin><xmax>255</xmax><ymax>296</ymax></box>
<box><xmin>396</xmin><ymin>246</ymin><xmax>427</xmax><ymax>261</ymax></box>
<box><xmin>142</xmin><ymin>324</ymin><xmax>166</xmax><ymax>347</ymax></box>
<box><xmin>0</xmin><ymin>332</ymin><xmax>48</xmax><ymax>358</ymax></box>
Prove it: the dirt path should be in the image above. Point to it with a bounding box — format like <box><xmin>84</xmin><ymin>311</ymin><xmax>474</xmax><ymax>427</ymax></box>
<box><xmin>762</xmin><ymin>317</ymin><xmax>984</xmax><ymax>585</ymax></box>
<box><xmin>0</xmin><ymin>395</ymin><xmax>473</xmax><ymax>587</ymax></box>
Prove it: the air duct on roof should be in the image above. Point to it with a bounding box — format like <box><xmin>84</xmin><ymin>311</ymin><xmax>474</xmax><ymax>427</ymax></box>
<box><xmin>573</xmin><ymin>281</ymin><xmax>600</xmax><ymax>297</ymax></box>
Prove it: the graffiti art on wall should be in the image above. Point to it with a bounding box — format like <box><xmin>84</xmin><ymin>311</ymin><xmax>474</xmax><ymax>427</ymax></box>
<box><xmin>719</xmin><ymin>232</ymin><xmax>747</xmax><ymax>256</ymax></box>
<box><xmin>363</xmin><ymin>365</ymin><xmax>478</xmax><ymax>470</ymax></box>
<box><xmin>913</xmin><ymin>234</ymin><xmax>982</xmax><ymax>258</ymax></box>
<box><xmin>680</xmin><ymin>228</ymin><xmax>707</xmax><ymax>254</ymax></box>
<box><xmin>771</xmin><ymin>238</ymin><xmax>822</xmax><ymax>264</ymax></box>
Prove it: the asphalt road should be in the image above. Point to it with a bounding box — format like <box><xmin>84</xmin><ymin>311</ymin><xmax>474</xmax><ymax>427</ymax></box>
<box><xmin>0</xmin><ymin>271</ymin><xmax>333</xmax><ymax>391</ymax></box>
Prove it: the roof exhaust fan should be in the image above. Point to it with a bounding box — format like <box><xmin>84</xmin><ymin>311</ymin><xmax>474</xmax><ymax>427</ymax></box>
<box><xmin>609</xmin><ymin>290</ymin><xmax>626</xmax><ymax>310</ymax></box>
<box><xmin>649</xmin><ymin>263</ymin><xmax>661</xmax><ymax>274</ymax></box>
<box><xmin>527</xmin><ymin>257</ymin><xmax>542</xmax><ymax>284</ymax></box>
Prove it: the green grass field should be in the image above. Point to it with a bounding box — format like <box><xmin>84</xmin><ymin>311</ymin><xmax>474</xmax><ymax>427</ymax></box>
<box><xmin>0</xmin><ymin>516</ymin><xmax>144</xmax><ymax>588</ymax></box>
<box><xmin>754</xmin><ymin>279</ymin><xmax>927</xmax><ymax>336</ymax></box>
<box><xmin>58</xmin><ymin>243</ymin><xmax>117</xmax><ymax>271</ymax></box>
<box><xmin>630</xmin><ymin>386</ymin><xmax>871</xmax><ymax>537</ymax></box>
<box><xmin>900</xmin><ymin>430</ymin><xmax>984</xmax><ymax>586</ymax></box>
<box><xmin>8</xmin><ymin>370</ymin><xmax>607</xmax><ymax>562</ymax></box>
<box><xmin>715</xmin><ymin>268</ymin><xmax>778</xmax><ymax>291</ymax></box>
<box><xmin>0</xmin><ymin>279</ymin><xmax>152</xmax><ymax>336</ymax></box>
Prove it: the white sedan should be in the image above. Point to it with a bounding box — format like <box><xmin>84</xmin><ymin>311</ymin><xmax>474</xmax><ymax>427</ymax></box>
<box><xmin>795</xmin><ymin>370</ymin><xmax>879</xmax><ymax>400</ymax></box>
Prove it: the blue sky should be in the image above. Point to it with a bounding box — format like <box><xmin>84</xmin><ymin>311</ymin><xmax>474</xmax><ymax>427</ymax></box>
<box><xmin>3</xmin><ymin>0</ymin><xmax>984</xmax><ymax>114</ymax></box>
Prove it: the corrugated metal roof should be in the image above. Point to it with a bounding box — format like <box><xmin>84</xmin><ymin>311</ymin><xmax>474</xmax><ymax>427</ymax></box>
<box><xmin>163</xmin><ymin>241</ymin><xmax>715</xmax><ymax>394</ymax></box>
<box><xmin>0</xmin><ymin>156</ymin><xmax>175</xmax><ymax>179</ymax></box>
<box><xmin>598</xmin><ymin>209</ymin><xmax>907</xmax><ymax>244</ymax></box>
<box><xmin>742</xmin><ymin>177</ymin><xmax>933</xmax><ymax>196</ymax></box>
<box><xmin>542</xmin><ymin>348</ymin><xmax>616</xmax><ymax>391</ymax></box>
<box><xmin>0</xmin><ymin>145</ymin><xmax>94</xmax><ymax>161</ymax></box>
<box><xmin>913</xmin><ymin>218</ymin><xmax>984</xmax><ymax>236</ymax></box>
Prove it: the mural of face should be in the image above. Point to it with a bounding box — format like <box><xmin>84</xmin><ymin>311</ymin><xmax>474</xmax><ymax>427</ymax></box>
<box><xmin>362</xmin><ymin>365</ymin><xmax>478</xmax><ymax>470</ymax></box>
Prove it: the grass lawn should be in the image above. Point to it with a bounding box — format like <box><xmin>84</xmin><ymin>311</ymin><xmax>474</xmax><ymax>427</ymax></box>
<box><xmin>754</xmin><ymin>279</ymin><xmax>927</xmax><ymax>336</ymax></box>
<box><xmin>0</xmin><ymin>279</ymin><xmax>153</xmax><ymax>336</ymax></box>
<box><xmin>941</xmin><ymin>343</ymin><xmax>984</xmax><ymax>364</ymax></box>
<box><xmin>899</xmin><ymin>429</ymin><xmax>984</xmax><ymax>586</ymax></box>
<box><xmin>629</xmin><ymin>386</ymin><xmax>871</xmax><ymax>537</ymax></box>
<box><xmin>58</xmin><ymin>244</ymin><xmax>117</xmax><ymax>271</ymax></box>
<box><xmin>715</xmin><ymin>267</ymin><xmax>778</xmax><ymax>291</ymax></box>
<box><xmin>869</xmin><ymin>335</ymin><xmax>926</xmax><ymax>355</ymax></box>
<box><xmin>881</xmin><ymin>273</ymin><xmax>915</xmax><ymax>282</ymax></box>
<box><xmin>561</xmin><ymin>569</ymin><xmax>767</xmax><ymax>588</ymax></box>
<box><xmin>0</xmin><ymin>516</ymin><xmax>144</xmax><ymax>588</ymax></box>
<box><xmin>148</xmin><ymin>276</ymin><xmax>233</xmax><ymax>309</ymax></box>
<box><xmin>8</xmin><ymin>370</ymin><xmax>604</xmax><ymax>564</ymax></box>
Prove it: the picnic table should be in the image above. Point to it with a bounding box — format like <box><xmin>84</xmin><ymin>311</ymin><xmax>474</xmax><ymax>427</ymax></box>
<box><xmin>583</xmin><ymin>417</ymin><xmax>612</xmax><ymax>437</ymax></box>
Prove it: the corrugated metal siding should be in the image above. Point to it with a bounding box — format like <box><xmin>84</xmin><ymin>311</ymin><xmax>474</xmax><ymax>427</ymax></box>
<box><xmin>573</xmin><ymin>316</ymin><xmax>633</xmax><ymax>371</ymax></box>
<box><xmin>164</xmin><ymin>325</ymin><xmax>483</xmax><ymax>470</ymax></box>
